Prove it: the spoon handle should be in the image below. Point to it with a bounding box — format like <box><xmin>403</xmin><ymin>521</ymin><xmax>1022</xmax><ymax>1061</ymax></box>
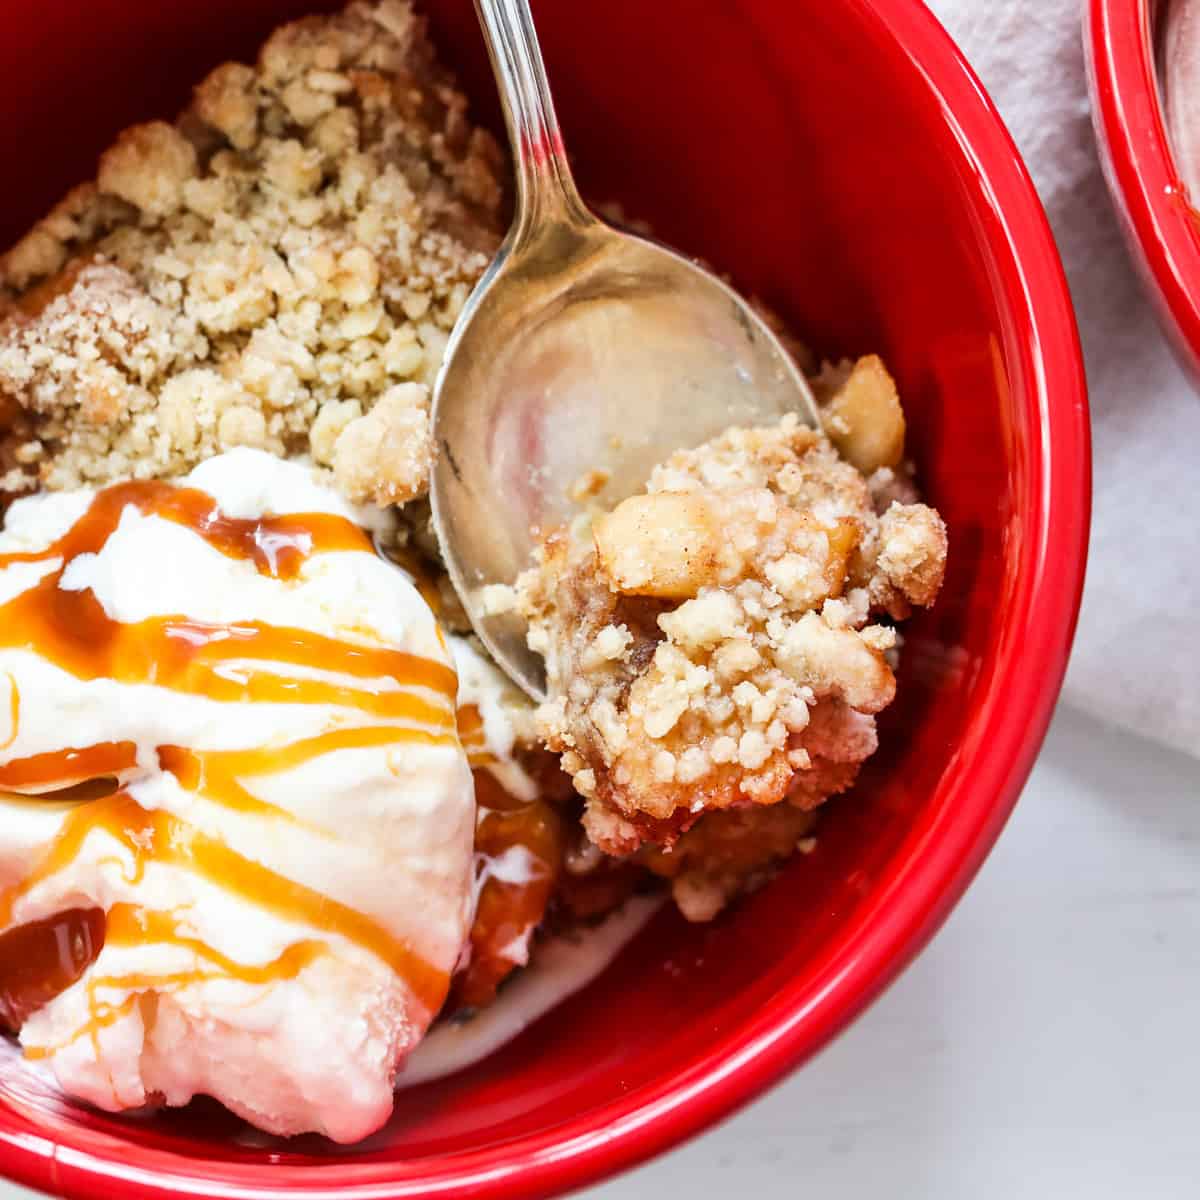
<box><xmin>474</xmin><ymin>0</ymin><xmax>592</xmax><ymax>238</ymax></box>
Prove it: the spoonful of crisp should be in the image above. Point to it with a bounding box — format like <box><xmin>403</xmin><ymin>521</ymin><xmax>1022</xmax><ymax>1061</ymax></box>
<box><xmin>430</xmin><ymin>0</ymin><xmax>821</xmax><ymax>700</ymax></box>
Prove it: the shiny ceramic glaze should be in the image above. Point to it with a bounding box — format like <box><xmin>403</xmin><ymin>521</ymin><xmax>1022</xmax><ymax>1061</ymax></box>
<box><xmin>0</xmin><ymin>1</ymin><xmax>1089</xmax><ymax>1197</ymax></box>
<box><xmin>1087</xmin><ymin>0</ymin><xmax>1200</xmax><ymax>382</ymax></box>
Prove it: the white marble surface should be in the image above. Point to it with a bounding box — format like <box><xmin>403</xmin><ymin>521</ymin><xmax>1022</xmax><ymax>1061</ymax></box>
<box><xmin>2</xmin><ymin>704</ymin><xmax>1198</xmax><ymax>1199</ymax></box>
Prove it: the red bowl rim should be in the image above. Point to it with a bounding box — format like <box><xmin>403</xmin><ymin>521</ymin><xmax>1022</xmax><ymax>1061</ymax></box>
<box><xmin>1087</xmin><ymin>0</ymin><xmax>1200</xmax><ymax>376</ymax></box>
<box><xmin>0</xmin><ymin>1</ymin><xmax>1090</xmax><ymax>1197</ymax></box>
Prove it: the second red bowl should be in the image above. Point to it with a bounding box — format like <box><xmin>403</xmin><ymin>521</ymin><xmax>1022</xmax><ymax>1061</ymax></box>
<box><xmin>1088</xmin><ymin>0</ymin><xmax>1200</xmax><ymax>383</ymax></box>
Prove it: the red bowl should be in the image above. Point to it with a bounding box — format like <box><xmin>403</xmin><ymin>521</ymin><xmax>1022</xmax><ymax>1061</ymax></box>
<box><xmin>0</xmin><ymin>1</ymin><xmax>1089</xmax><ymax>1197</ymax></box>
<box><xmin>1087</xmin><ymin>0</ymin><xmax>1200</xmax><ymax>380</ymax></box>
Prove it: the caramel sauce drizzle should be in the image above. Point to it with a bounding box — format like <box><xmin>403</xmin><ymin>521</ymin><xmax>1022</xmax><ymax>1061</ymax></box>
<box><xmin>21</xmin><ymin>904</ymin><xmax>330</xmax><ymax>1063</ymax></box>
<box><xmin>157</xmin><ymin>725</ymin><xmax>456</xmax><ymax>826</ymax></box>
<box><xmin>456</xmin><ymin>703</ymin><xmax>495</xmax><ymax>768</ymax></box>
<box><xmin>102</xmin><ymin>903</ymin><xmax>327</xmax><ymax>980</ymax></box>
<box><xmin>0</xmin><ymin>742</ymin><xmax>137</xmax><ymax>791</ymax></box>
<box><xmin>450</xmin><ymin>767</ymin><xmax>566</xmax><ymax>1011</ymax></box>
<box><xmin>0</xmin><ymin>479</ymin><xmax>370</xmax><ymax>576</ymax></box>
<box><xmin>0</xmin><ymin>477</ymin><xmax>461</xmax><ymax>1043</ymax></box>
<box><xmin>0</xmin><ymin>793</ymin><xmax>445</xmax><ymax>1014</ymax></box>
<box><xmin>385</xmin><ymin>544</ymin><xmax>445</xmax><ymax>617</ymax></box>
<box><xmin>20</xmin><ymin>992</ymin><xmax>139</xmax><ymax>1064</ymax></box>
<box><xmin>0</xmin><ymin>607</ymin><xmax>455</xmax><ymax>720</ymax></box>
<box><xmin>0</xmin><ymin>675</ymin><xmax>17</xmax><ymax>752</ymax></box>
<box><xmin>19</xmin><ymin>906</ymin><xmax>329</xmax><ymax>1062</ymax></box>
<box><xmin>0</xmin><ymin>908</ymin><xmax>105</xmax><ymax>1033</ymax></box>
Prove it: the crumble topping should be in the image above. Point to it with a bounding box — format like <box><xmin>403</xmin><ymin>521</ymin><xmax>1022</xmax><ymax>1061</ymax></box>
<box><xmin>636</xmin><ymin>697</ymin><xmax>876</xmax><ymax>920</ymax></box>
<box><xmin>516</xmin><ymin>362</ymin><xmax>947</xmax><ymax>870</ymax></box>
<box><xmin>0</xmin><ymin>0</ymin><xmax>504</xmax><ymax>504</ymax></box>
<box><xmin>640</xmin><ymin>802</ymin><xmax>819</xmax><ymax>922</ymax></box>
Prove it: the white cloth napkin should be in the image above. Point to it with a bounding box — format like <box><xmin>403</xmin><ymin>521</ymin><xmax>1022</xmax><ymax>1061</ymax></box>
<box><xmin>925</xmin><ymin>0</ymin><xmax>1200</xmax><ymax>758</ymax></box>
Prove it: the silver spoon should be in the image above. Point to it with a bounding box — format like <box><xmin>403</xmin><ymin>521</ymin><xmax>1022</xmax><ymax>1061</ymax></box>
<box><xmin>430</xmin><ymin>0</ymin><xmax>821</xmax><ymax>700</ymax></box>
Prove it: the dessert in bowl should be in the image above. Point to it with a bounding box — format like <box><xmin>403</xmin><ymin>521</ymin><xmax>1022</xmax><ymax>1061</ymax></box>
<box><xmin>0</xmin><ymin>0</ymin><xmax>949</xmax><ymax>1134</ymax></box>
<box><xmin>0</xmin><ymin>0</ymin><xmax>1088</xmax><ymax>1196</ymax></box>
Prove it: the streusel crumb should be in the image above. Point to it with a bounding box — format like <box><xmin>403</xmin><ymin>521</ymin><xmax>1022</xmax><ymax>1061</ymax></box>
<box><xmin>640</xmin><ymin>802</ymin><xmax>820</xmax><ymax>922</ymax></box>
<box><xmin>632</xmin><ymin>696</ymin><xmax>878</xmax><ymax>918</ymax></box>
<box><xmin>0</xmin><ymin>0</ymin><xmax>504</xmax><ymax>503</ymax></box>
<box><xmin>517</xmin><ymin>367</ymin><xmax>947</xmax><ymax>871</ymax></box>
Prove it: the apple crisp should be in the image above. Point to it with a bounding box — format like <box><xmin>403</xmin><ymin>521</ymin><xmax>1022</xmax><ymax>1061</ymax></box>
<box><xmin>516</xmin><ymin>359</ymin><xmax>947</xmax><ymax>915</ymax></box>
<box><xmin>0</xmin><ymin>0</ymin><xmax>947</xmax><ymax>944</ymax></box>
<box><xmin>0</xmin><ymin>0</ymin><xmax>504</xmax><ymax>505</ymax></box>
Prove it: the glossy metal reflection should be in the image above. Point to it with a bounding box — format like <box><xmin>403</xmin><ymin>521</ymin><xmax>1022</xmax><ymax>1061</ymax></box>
<box><xmin>430</xmin><ymin>0</ymin><xmax>820</xmax><ymax>699</ymax></box>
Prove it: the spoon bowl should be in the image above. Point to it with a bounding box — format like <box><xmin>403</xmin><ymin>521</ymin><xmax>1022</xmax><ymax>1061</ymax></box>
<box><xmin>430</xmin><ymin>0</ymin><xmax>819</xmax><ymax>699</ymax></box>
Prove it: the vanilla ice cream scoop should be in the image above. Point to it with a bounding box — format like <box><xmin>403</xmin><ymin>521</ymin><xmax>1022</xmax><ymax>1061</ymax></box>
<box><xmin>0</xmin><ymin>449</ymin><xmax>475</xmax><ymax>1143</ymax></box>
